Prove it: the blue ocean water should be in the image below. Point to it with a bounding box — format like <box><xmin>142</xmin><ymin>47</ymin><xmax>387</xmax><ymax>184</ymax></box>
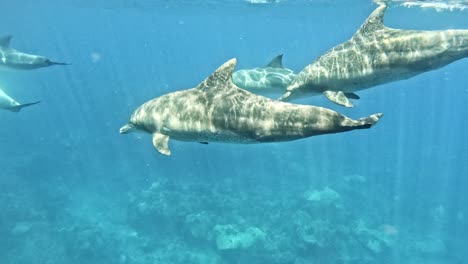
<box><xmin>1</xmin><ymin>0</ymin><xmax>467</xmax><ymax>263</ymax></box>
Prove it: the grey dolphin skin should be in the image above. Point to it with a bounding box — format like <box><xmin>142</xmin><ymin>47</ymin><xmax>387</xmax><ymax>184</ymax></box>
<box><xmin>279</xmin><ymin>4</ymin><xmax>468</xmax><ymax>107</ymax></box>
<box><xmin>0</xmin><ymin>35</ymin><xmax>68</xmax><ymax>70</ymax></box>
<box><xmin>232</xmin><ymin>54</ymin><xmax>296</xmax><ymax>96</ymax></box>
<box><xmin>0</xmin><ymin>88</ymin><xmax>40</xmax><ymax>112</ymax></box>
<box><xmin>120</xmin><ymin>59</ymin><xmax>383</xmax><ymax>156</ymax></box>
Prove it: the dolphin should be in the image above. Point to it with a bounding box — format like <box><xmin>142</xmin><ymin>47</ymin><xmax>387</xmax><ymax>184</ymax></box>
<box><xmin>231</xmin><ymin>54</ymin><xmax>296</xmax><ymax>96</ymax></box>
<box><xmin>119</xmin><ymin>59</ymin><xmax>383</xmax><ymax>156</ymax></box>
<box><xmin>0</xmin><ymin>88</ymin><xmax>40</xmax><ymax>112</ymax></box>
<box><xmin>0</xmin><ymin>35</ymin><xmax>68</xmax><ymax>70</ymax></box>
<box><xmin>279</xmin><ymin>4</ymin><xmax>468</xmax><ymax>107</ymax></box>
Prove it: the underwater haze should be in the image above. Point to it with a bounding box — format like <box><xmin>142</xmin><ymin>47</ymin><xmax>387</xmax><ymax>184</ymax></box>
<box><xmin>1</xmin><ymin>0</ymin><xmax>468</xmax><ymax>263</ymax></box>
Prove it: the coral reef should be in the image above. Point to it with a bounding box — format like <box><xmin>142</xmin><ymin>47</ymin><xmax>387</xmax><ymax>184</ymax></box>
<box><xmin>213</xmin><ymin>224</ymin><xmax>266</xmax><ymax>250</ymax></box>
<box><xmin>1</xmin><ymin>174</ymin><xmax>464</xmax><ymax>264</ymax></box>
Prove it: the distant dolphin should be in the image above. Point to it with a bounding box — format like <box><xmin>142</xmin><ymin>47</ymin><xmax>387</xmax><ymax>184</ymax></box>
<box><xmin>0</xmin><ymin>88</ymin><xmax>40</xmax><ymax>112</ymax></box>
<box><xmin>0</xmin><ymin>35</ymin><xmax>68</xmax><ymax>70</ymax></box>
<box><xmin>231</xmin><ymin>54</ymin><xmax>296</xmax><ymax>96</ymax></box>
<box><xmin>279</xmin><ymin>4</ymin><xmax>468</xmax><ymax>107</ymax></box>
<box><xmin>120</xmin><ymin>59</ymin><xmax>383</xmax><ymax>156</ymax></box>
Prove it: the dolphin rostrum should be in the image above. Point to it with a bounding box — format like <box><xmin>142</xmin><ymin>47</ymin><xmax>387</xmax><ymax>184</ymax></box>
<box><xmin>120</xmin><ymin>59</ymin><xmax>383</xmax><ymax>156</ymax></box>
<box><xmin>232</xmin><ymin>54</ymin><xmax>296</xmax><ymax>97</ymax></box>
<box><xmin>0</xmin><ymin>88</ymin><xmax>40</xmax><ymax>112</ymax></box>
<box><xmin>0</xmin><ymin>35</ymin><xmax>68</xmax><ymax>70</ymax></box>
<box><xmin>279</xmin><ymin>4</ymin><xmax>468</xmax><ymax>107</ymax></box>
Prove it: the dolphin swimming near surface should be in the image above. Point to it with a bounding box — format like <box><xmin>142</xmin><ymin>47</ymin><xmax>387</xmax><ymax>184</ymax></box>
<box><xmin>279</xmin><ymin>4</ymin><xmax>468</xmax><ymax>107</ymax></box>
<box><xmin>0</xmin><ymin>35</ymin><xmax>68</xmax><ymax>70</ymax></box>
<box><xmin>0</xmin><ymin>88</ymin><xmax>40</xmax><ymax>112</ymax></box>
<box><xmin>120</xmin><ymin>59</ymin><xmax>383</xmax><ymax>156</ymax></box>
<box><xmin>231</xmin><ymin>54</ymin><xmax>296</xmax><ymax>96</ymax></box>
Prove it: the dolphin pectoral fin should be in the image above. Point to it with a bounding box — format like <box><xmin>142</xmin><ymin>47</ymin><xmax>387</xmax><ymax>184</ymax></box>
<box><xmin>344</xmin><ymin>92</ymin><xmax>360</xmax><ymax>100</ymax></box>
<box><xmin>0</xmin><ymin>35</ymin><xmax>12</xmax><ymax>48</ymax></box>
<box><xmin>323</xmin><ymin>91</ymin><xmax>353</xmax><ymax>107</ymax></box>
<box><xmin>152</xmin><ymin>133</ymin><xmax>171</xmax><ymax>156</ymax></box>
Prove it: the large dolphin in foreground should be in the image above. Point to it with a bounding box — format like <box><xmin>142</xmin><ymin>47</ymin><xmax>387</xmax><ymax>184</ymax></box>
<box><xmin>0</xmin><ymin>88</ymin><xmax>40</xmax><ymax>112</ymax></box>
<box><xmin>232</xmin><ymin>54</ymin><xmax>296</xmax><ymax>97</ymax></box>
<box><xmin>120</xmin><ymin>59</ymin><xmax>383</xmax><ymax>156</ymax></box>
<box><xmin>0</xmin><ymin>35</ymin><xmax>68</xmax><ymax>70</ymax></box>
<box><xmin>279</xmin><ymin>4</ymin><xmax>468</xmax><ymax>107</ymax></box>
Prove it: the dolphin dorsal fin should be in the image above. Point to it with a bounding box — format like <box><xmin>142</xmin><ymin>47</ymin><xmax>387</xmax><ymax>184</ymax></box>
<box><xmin>197</xmin><ymin>58</ymin><xmax>237</xmax><ymax>91</ymax></box>
<box><xmin>0</xmin><ymin>35</ymin><xmax>12</xmax><ymax>48</ymax></box>
<box><xmin>354</xmin><ymin>5</ymin><xmax>387</xmax><ymax>38</ymax></box>
<box><xmin>266</xmin><ymin>54</ymin><xmax>283</xmax><ymax>68</ymax></box>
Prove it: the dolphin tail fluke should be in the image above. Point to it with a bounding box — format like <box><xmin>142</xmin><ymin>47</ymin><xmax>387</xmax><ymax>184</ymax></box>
<box><xmin>344</xmin><ymin>92</ymin><xmax>360</xmax><ymax>100</ymax></box>
<box><xmin>49</xmin><ymin>61</ymin><xmax>70</xmax><ymax>66</ymax></box>
<box><xmin>8</xmin><ymin>100</ymin><xmax>41</xmax><ymax>112</ymax></box>
<box><xmin>357</xmin><ymin>113</ymin><xmax>383</xmax><ymax>129</ymax></box>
